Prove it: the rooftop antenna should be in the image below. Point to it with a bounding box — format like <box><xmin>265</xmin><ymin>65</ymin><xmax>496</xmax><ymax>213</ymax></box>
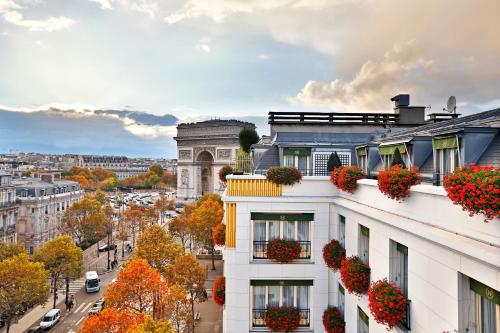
<box><xmin>443</xmin><ymin>96</ymin><xmax>457</xmax><ymax>114</ymax></box>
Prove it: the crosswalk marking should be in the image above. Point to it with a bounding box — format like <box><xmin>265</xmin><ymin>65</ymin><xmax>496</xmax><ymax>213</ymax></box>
<box><xmin>74</xmin><ymin>302</ymin><xmax>85</xmax><ymax>313</ymax></box>
<box><xmin>81</xmin><ymin>302</ymin><xmax>93</xmax><ymax>313</ymax></box>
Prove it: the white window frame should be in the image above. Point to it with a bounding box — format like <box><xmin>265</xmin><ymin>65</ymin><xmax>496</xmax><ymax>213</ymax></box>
<box><xmin>338</xmin><ymin>215</ymin><xmax>346</xmax><ymax>248</ymax></box>
<box><xmin>312</xmin><ymin>151</ymin><xmax>351</xmax><ymax>176</ymax></box>
<box><xmin>358</xmin><ymin>225</ymin><xmax>369</xmax><ymax>264</ymax></box>
<box><xmin>474</xmin><ymin>293</ymin><xmax>500</xmax><ymax>332</ymax></box>
<box><xmin>390</xmin><ymin>241</ymin><xmax>408</xmax><ymax>298</ymax></box>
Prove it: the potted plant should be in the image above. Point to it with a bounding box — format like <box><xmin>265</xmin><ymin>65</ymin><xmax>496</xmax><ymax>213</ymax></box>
<box><xmin>322</xmin><ymin>307</ymin><xmax>345</xmax><ymax>333</ymax></box>
<box><xmin>213</xmin><ymin>275</ymin><xmax>225</xmax><ymax>306</ymax></box>
<box><xmin>339</xmin><ymin>256</ymin><xmax>370</xmax><ymax>295</ymax></box>
<box><xmin>266</xmin><ymin>167</ymin><xmax>302</xmax><ymax>186</ymax></box>
<box><xmin>322</xmin><ymin>240</ymin><xmax>346</xmax><ymax>271</ymax></box>
<box><xmin>212</xmin><ymin>223</ymin><xmax>225</xmax><ymax>246</ymax></box>
<box><xmin>332</xmin><ymin>166</ymin><xmax>365</xmax><ymax>193</ymax></box>
<box><xmin>265</xmin><ymin>306</ymin><xmax>300</xmax><ymax>332</ymax></box>
<box><xmin>368</xmin><ymin>279</ymin><xmax>408</xmax><ymax>329</ymax></box>
<box><xmin>444</xmin><ymin>165</ymin><xmax>499</xmax><ymax>222</ymax></box>
<box><xmin>218</xmin><ymin>165</ymin><xmax>233</xmax><ymax>183</ymax></box>
<box><xmin>266</xmin><ymin>238</ymin><xmax>302</xmax><ymax>263</ymax></box>
<box><xmin>378</xmin><ymin>165</ymin><xmax>421</xmax><ymax>201</ymax></box>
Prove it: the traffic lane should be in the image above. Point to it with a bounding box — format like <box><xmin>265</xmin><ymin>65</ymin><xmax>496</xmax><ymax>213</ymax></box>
<box><xmin>51</xmin><ymin>265</ymin><xmax>120</xmax><ymax>333</ymax></box>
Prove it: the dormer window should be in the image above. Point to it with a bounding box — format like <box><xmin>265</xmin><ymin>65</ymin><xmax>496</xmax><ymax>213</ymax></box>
<box><xmin>283</xmin><ymin>148</ymin><xmax>311</xmax><ymax>174</ymax></box>
<box><xmin>433</xmin><ymin>136</ymin><xmax>460</xmax><ymax>184</ymax></box>
<box><xmin>378</xmin><ymin>143</ymin><xmax>409</xmax><ymax>169</ymax></box>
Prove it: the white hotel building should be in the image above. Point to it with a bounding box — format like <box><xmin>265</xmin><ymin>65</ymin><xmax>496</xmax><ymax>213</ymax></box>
<box><xmin>221</xmin><ymin>96</ymin><xmax>500</xmax><ymax>333</ymax></box>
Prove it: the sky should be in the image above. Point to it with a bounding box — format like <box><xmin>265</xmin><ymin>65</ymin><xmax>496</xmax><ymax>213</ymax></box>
<box><xmin>0</xmin><ymin>0</ymin><xmax>499</xmax><ymax>157</ymax></box>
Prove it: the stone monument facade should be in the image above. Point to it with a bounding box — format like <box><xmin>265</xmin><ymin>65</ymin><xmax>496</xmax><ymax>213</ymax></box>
<box><xmin>174</xmin><ymin>119</ymin><xmax>256</xmax><ymax>200</ymax></box>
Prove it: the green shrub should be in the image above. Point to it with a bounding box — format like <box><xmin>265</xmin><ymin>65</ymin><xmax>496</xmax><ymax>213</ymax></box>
<box><xmin>391</xmin><ymin>148</ymin><xmax>406</xmax><ymax>168</ymax></box>
<box><xmin>239</xmin><ymin>127</ymin><xmax>259</xmax><ymax>153</ymax></box>
<box><xmin>266</xmin><ymin>167</ymin><xmax>302</xmax><ymax>185</ymax></box>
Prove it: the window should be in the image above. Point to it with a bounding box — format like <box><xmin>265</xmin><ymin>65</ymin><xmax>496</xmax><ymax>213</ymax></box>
<box><xmin>390</xmin><ymin>241</ymin><xmax>408</xmax><ymax>297</ymax></box>
<box><xmin>469</xmin><ymin>278</ymin><xmax>499</xmax><ymax>332</ymax></box>
<box><xmin>358</xmin><ymin>307</ymin><xmax>369</xmax><ymax>333</ymax></box>
<box><xmin>31</xmin><ymin>208</ymin><xmax>35</xmax><ymax>214</ymax></box>
<box><xmin>45</xmin><ymin>206</ymin><xmax>48</xmax><ymax>214</ymax></box>
<box><xmin>357</xmin><ymin>147</ymin><xmax>368</xmax><ymax>173</ymax></box>
<box><xmin>313</xmin><ymin>152</ymin><xmax>351</xmax><ymax>176</ymax></box>
<box><xmin>359</xmin><ymin>225</ymin><xmax>369</xmax><ymax>264</ymax></box>
<box><xmin>338</xmin><ymin>215</ymin><xmax>346</xmax><ymax>248</ymax></box>
<box><xmin>338</xmin><ymin>283</ymin><xmax>345</xmax><ymax>315</ymax></box>
<box><xmin>251</xmin><ymin>281</ymin><xmax>311</xmax><ymax>328</ymax></box>
<box><xmin>7</xmin><ymin>192</ymin><xmax>12</xmax><ymax>203</ymax></box>
<box><xmin>252</xmin><ymin>213</ymin><xmax>312</xmax><ymax>260</ymax></box>
<box><xmin>435</xmin><ymin>148</ymin><xmax>460</xmax><ymax>183</ymax></box>
<box><xmin>284</xmin><ymin>149</ymin><xmax>310</xmax><ymax>174</ymax></box>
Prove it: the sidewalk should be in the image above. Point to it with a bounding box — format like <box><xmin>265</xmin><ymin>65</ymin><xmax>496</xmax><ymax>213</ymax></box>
<box><xmin>3</xmin><ymin>239</ymin><xmax>131</xmax><ymax>333</ymax></box>
<box><xmin>194</xmin><ymin>259</ymin><xmax>223</xmax><ymax>333</ymax></box>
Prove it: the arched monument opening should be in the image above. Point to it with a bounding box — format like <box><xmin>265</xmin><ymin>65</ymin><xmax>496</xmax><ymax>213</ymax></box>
<box><xmin>197</xmin><ymin>151</ymin><xmax>214</xmax><ymax>196</ymax></box>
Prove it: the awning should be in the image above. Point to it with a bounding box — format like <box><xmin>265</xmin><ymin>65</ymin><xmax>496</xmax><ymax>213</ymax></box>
<box><xmin>283</xmin><ymin>147</ymin><xmax>311</xmax><ymax>156</ymax></box>
<box><xmin>251</xmin><ymin>212</ymin><xmax>314</xmax><ymax>221</ymax></box>
<box><xmin>356</xmin><ymin>146</ymin><xmax>367</xmax><ymax>156</ymax></box>
<box><xmin>378</xmin><ymin>139</ymin><xmax>411</xmax><ymax>155</ymax></box>
<box><xmin>251</xmin><ymin>280</ymin><xmax>314</xmax><ymax>286</ymax></box>
<box><xmin>433</xmin><ymin>136</ymin><xmax>458</xmax><ymax>149</ymax></box>
<box><xmin>470</xmin><ymin>278</ymin><xmax>499</xmax><ymax>305</ymax></box>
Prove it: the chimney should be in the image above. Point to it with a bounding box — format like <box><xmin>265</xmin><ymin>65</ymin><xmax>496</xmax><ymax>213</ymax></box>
<box><xmin>391</xmin><ymin>94</ymin><xmax>425</xmax><ymax>125</ymax></box>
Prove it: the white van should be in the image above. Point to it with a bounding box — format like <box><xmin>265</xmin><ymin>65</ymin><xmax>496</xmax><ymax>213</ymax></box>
<box><xmin>40</xmin><ymin>308</ymin><xmax>60</xmax><ymax>330</ymax></box>
<box><xmin>85</xmin><ymin>271</ymin><xmax>100</xmax><ymax>293</ymax></box>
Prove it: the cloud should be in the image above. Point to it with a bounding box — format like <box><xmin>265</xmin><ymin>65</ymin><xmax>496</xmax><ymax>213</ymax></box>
<box><xmin>89</xmin><ymin>0</ymin><xmax>158</xmax><ymax>17</ymax></box>
<box><xmin>1</xmin><ymin>1</ymin><xmax>75</xmax><ymax>32</ymax></box>
<box><xmin>88</xmin><ymin>0</ymin><xmax>113</xmax><ymax>10</ymax></box>
<box><xmin>258</xmin><ymin>54</ymin><xmax>270</xmax><ymax>60</ymax></box>
<box><xmin>195</xmin><ymin>37</ymin><xmax>211</xmax><ymax>53</ymax></box>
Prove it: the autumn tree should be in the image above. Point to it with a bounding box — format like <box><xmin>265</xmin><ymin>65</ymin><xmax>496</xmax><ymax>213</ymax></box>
<box><xmin>33</xmin><ymin>236</ymin><xmax>83</xmax><ymax>308</ymax></box>
<box><xmin>60</xmin><ymin>197</ymin><xmax>105</xmax><ymax>248</ymax></box>
<box><xmin>166</xmin><ymin>254</ymin><xmax>207</xmax><ymax>332</ymax></box>
<box><xmin>0</xmin><ymin>254</ymin><xmax>50</xmax><ymax>333</ymax></box>
<box><xmin>79</xmin><ymin>308</ymin><xmax>145</xmax><ymax>333</ymax></box>
<box><xmin>117</xmin><ymin>221</ymin><xmax>129</xmax><ymax>259</ymax></box>
<box><xmin>163</xmin><ymin>285</ymin><xmax>193</xmax><ymax>333</ymax></box>
<box><xmin>154</xmin><ymin>195</ymin><xmax>175</xmax><ymax>225</ymax></box>
<box><xmin>128</xmin><ymin>317</ymin><xmax>174</xmax><ymax>333</ymax></box>
<box><xmin>0</xmin><ymin>242</ymin><xmax>25</xmax><ymax>261</ymax></box>
<box><xmin>93</xmin><ymin>190</ymin><xmax>109</xmax><ymax>205</ymax></box>
<box><xmin>134</xmin><ymin>224</ymin><xmax>182</xmax><ymax>275</ymax></box>
<box><xmin>103</xmin><ymin>204</ymin><xmax>115</xmax><ymax>270</ymax></box>
<box><xmin>105</xmin><ymin>258</ymin><xmax>169</xmax><ymax>319</ymax></box>
<box><xmin>124</xmin><ymin>203</ymin><xmax>143</xmax><ymax>247</ymax></box>
<box><xmin>168</xmin><ymin>215</ymin><xmax>191</xmax><ymax>252</ymax></box>
<box><xmin>190</xmin><ymin>196</ymin><xmax>224</xmax><ymax>270</ymax></box>
<box><xmin>141</xmin><ymin>206</ymin><xmax>159</xmax><ymax>229</ymax></box>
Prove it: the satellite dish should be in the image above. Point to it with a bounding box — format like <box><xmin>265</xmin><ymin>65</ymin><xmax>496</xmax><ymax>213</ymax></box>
<box><xmin>445</xmin><ymin>96</ymin><xmax>456</xmax><ymax>113</ymax></box>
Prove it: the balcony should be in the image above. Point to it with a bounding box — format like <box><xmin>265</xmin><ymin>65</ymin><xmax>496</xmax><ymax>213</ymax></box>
<box><xmin>252</xmin><ymin>308</ymin><xmax>310</xmax><ymax>327</ymax></box>
<box><xmin>253</xmin><ymin>240</ymin><xmax>311</xmax><ymax>260</ymax></box>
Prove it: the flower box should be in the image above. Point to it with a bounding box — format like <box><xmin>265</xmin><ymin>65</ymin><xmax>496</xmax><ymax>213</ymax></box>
<box><xmin>265</xmin><ymin>306</ymin><xmax>300</xmax><ymax>332</ymax></box>
<box><xmin>331</xmin><ymin>166</ymin><xmax>365</xmax><ymax>193</ymax></box>
<box><xmin>266</xmin><ymin>239</ymin><xmax>302</xmax><ymax>263</ymax></box>
<box><xmin>266</xmin><ymin>167</ymin><xmax>302</xmax><ymax>186</ymax></box>
<box><xmin>322</xmin><ymin>240</ymin><xmax>346</xmax><ymax>271</ymax></box>
<box><xmin>322</xmin><ymin>307</ymin><xmax>345</xmax><ymax>333</ymax></box>
<box><xmin>218</xmin><ymin>165</ymin><xmax>233</xmax><ymax>183</ymax></box>
<box><xmin>339</xmin><ymin>256</ymin><xmax>370</xmax><ymax>296</ymax></box>
<box><xmin>213</xmin><ymin>275</ymin><xmax>225</xmax><ymax>306</ymax></box>
<box><xmin>212</xmin><ymin>223</ymin><xmax>226</xmax><ymax>246</ymax></box>
<box><xmin>377</xmin><ymin>165</ymin><xmax>421</xmax><ymax>201</ymax></box>
<box><xmin>368</xmin><ymin>279</ymin><xmax>408</xmax><ymax>329</ymax></box>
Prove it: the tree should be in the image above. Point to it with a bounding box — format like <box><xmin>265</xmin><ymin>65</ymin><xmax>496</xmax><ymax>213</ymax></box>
<box><xmin>141</xmin><ymin>206</ymin><xmax>159</xmax><ymax>228</ymax></box>
<box><xmin>134</xmin><ymin>224</ymin><xmax>183</xmax><ymax>275</ymax></box>
<box><xmin>128</xmin><ymin>317</ymin><xmax>174</xmax><ymax>333</ymax></box>
<box><xmin>391</xmin><ymin>148</ymin><xmax>406</xmax><ymax>168</ymax></box>
<box><xmin>166</xmin><ymin>254</ymin><xmax>207</xmax><ymax>333</ymax></box>
<box><xmin>196</xmin><ymin>193</ymin><xmax>223</xmax><ymax>207</ymax></box>
<box><xmin>33</xmin><ymin>236</ymin><xmax>83</xmax><ymax>308</ymax></box>
<box><xmin>154</xmin><ymin>195</ymin><xmax>175</xmax><ymax>225</ymax></box>
<box><xmin>162</xmin><ymin>285</ymin><xmax>192</xmax><ymax>333</ymax></box>
<box><xmin>93</xmin><ymin>190</ymin><xmax>109</xmax><ymax>205</ymax></box>
<box><xmin>103</xmin><ymin>204</ymin><xmax>115</xmax><ymax>270</ymax></box>
<box><xmin>0</xmin><ymin>243</ymin><xmax>24</xmax><ymax>262</ymax></box>
<box><xmin>124</xmin><ymin>203</ymin><xmax>143</xmax><ymax>247</ymax></box>
<box><xmin>239</xmin><ymin>127</ymin><xmax>259</xmax><ymax>153</ymax></box>
<box><xmin>190</xmin><ymin>197</ymin><xmax>224</xmax><ymax>270</ymax></box>
<box><xmin>168</xmin><ymin>215</ymin><xmax>191</xmax><ymax>252</ymax></box>
<box><xmin>327</xmin><ymin>152</ymin><xmax>343</xmax><ymax>172</ymax></box>
<box><xmin>60</xmin><ymin>197</ymin><xmax>105</xmax><ymax>248</ymax></box>
<box><xmin>117</xmin><ymin>221</ymin><xmax>129</xmax><ymax>259</ymax></box>
<box><xmin>0</xmin><ymin>254</ymin><xmax>50</xmax><ymax>333</ymax></box>
<box><xmin>150</xmin><ymin>164</ymin><xmax>164</xmax><ymax>177</ymax></box>
<box><xmin>105</xmin><ymin>258</ymin><xmax>169</xmax><ymax>319</ymax></box>
<box><xmin>79</xmin><ymin>308</ymin><xmax>145</xmax><ymax>333</ymax></box>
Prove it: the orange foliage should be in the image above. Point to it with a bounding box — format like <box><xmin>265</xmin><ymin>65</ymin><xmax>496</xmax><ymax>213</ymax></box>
<box><xmin>79</xmin><ymin>308</ymin><xmax>145</xmax><ymax>333</ymax></box>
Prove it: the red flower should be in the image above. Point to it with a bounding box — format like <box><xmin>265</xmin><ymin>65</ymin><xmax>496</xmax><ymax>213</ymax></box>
<box><xmin>339</xmin><ymin>256</ymin><xmax>370</xmax><ymax>295</ymax></box>
<box><xmin>443</xmin><ymin>165</ymin><xmax>499</xmax><ymax>222</ymax></box>
<box><xmin>265</xmin><ymin>306</ymin><xmax>301</xmax><ymax>332</ymax></box>
<box><xmin>212</xmin><ymin>223</ymin><xmax>226</xmax><ymax>246</ymax></box>
<box><xmin>322</xmin><ymin>307</ymin><xmax>345</xmax><ymax>333</ymax></box>
<box><xmin>330</xmin><ymin>166</ymin><xmax>365</xmax><ymax>193</ymax></box>
<box><xmin>322</xmin><ymin>240</ymin><xmax>346</xmax><ymax>271</ymax></box>
<box><xmin>368</xmin><ymin>279</ymin><xmax>408</xmax><ymax>329</ymax></box>
<box><xmin>377</xmin><ymin>165</ymin><xmax>421</xmax><ymax>201</ymax></box>
<box><xmin>213</xmin><ymin>275</ymin><xmax>225</xmax><ymax>306</ymax></box>
<box><xmin>266</xmin><ymin>238</ymin><xmax>302</xmax><ymax>263</ymax></box>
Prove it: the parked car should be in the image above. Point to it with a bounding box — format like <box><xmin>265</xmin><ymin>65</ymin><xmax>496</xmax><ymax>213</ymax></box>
<box><xmin>88</xmin><ymin>298</ymin><xmax>105</xmax><ymax>315</ymax></box>
<box><xmin>26</xmin><ymin>326</ymin><xmax>44</xmax><ymax>333</ymax></box>
<box><xmin>98</xmin><ymin>244</ymin><xmax>117</xmax><ymax>252</ymax></box>
<box><xmin>39</xmin><ymin>309</ymin><xmax>60</xmax><ymax>330</ymax></box>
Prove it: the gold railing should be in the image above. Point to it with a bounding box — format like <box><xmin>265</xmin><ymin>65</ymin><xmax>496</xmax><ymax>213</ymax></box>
<box><xmin>225</xmin><ymin>203</ymin><xmax>236</xmax><ymax>248</ymax></box>
<box><xmin>226</xmin><ymin>178</ymin><xmax>282</xmax><ymax>197</ymax></box>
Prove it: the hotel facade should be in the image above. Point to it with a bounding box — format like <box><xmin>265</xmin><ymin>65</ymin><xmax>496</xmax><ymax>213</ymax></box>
<box><xmin>221</xmin><ymin>96</ymin><xmax>500</xmax><ymax>333</ymax></box>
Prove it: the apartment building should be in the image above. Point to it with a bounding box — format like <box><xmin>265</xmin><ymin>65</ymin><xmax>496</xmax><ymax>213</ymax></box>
<box><xmin>222</xmin><ymin>97</ymin><xmax>499</xmax><ymax>333</ymax></box>
<box><xmin>13</xmin><ymin>172</ymin><xmax>84</xmax><ymax>253</ymax></box>
<box><xmin>0</xmin><ymin>173</ymin><xmax>18</xmax><ymax>243</ymax></box>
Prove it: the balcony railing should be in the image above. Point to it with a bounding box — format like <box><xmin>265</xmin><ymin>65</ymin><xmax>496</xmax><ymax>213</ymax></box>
<box><xmin>400</xmin><ymin>299</ymin><xmax>411</xmax><ymax>330</ymax></box>
<box><xmin>253</xmin><ymin>240</ymin><xmax>311</xmax><ymax>260</ymax></box>
<box><xmin>269</xmin><ymin>111</ymin><xmax>399</xmax><ymax>125</ymax></box>
<box><xmin>0</xmin><ymin>201</ymin><xmax>17</xmax><ymax>210</ymax></box>
<box><xmin>252</xmin><ymin>308</ymin><xmax>310</xmax><ymax>327</ymax></box>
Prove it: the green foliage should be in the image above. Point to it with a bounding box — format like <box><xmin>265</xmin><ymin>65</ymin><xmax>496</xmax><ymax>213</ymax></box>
<box><xmin>266</xmin><ymin>167</ymin><xmax>302</xmax><ymax>185</ymax></box>
<box><xmin>239</xmin><ymin>127</ymin><xmax>259</xmax><ymax>153</ymax></box>
<box><xmin>149</xmin><ymin>164</ymin><xmax>164</xmax><ymax>177</ymax></box>
<box><xmin>327</xmin><ymin>152</ymin><xmax>343</xmax><ymax>172</ymax></box>
<box><xmin>0</xmin><ymin>243</ymin><xmax>25</xmax><ymax>262</ymax></box>
<box><xmin>61</xmin><ymin>170</ymin><xmax>75</xmax><ymax>177</ymax></box>
<box><xmin>391</xmin><ymin>148</ymin><xmax>406</xmax><ymax>168</ymax></box>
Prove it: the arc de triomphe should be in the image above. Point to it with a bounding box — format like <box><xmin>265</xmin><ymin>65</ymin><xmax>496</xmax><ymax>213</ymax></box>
<box><xmin>174</xmin><ymin>119</ymin><xmax>256</xmax><ymax>200</ymax></box>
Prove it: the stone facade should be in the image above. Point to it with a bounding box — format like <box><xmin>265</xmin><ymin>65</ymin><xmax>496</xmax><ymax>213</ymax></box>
<box><xmin>174</xmin><ymin>119</ymin><xmax>255</xmax><ymax>200</ymax></box>
<box><xmin>0</xmin><ymin>173</ymin><xmax>18</xmax><ymax>244</ymax></box>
